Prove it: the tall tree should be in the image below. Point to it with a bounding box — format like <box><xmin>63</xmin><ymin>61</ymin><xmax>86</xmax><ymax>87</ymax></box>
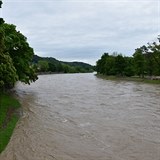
<box><xmin>38</xmin><ymin>60</ymin><xmax>49</xmax><ymax>72</ymax></box>
<box><xmin>104</xmin><ymin>55</ymin><xmax>116</xmax><ymax>75</ymax></box>
<box><xmin>115</xmin><ymin>55</ymin><xmax>126</xmax><ymax>76</ymax></box>
<box><xmin>133</xmin><ymin>48</ymin><xmax>146</xmax><ymax>78</ymax></box>
<box><xmin>0</xmin><ymin>23</ymin><xmax>18</xmax><ymax>89</ymax></box>
<box><xmin>147</xmin><ymin>39</ymin><xmax>160</xmax><ymax>75</ymax></box>
<box><xmin>1</xmin><ymin>23</ymin><xmax>38</xmax><ymax>84</ymax></box>
<box><xmin>124</xmin><ymin>57</ymin><xmax>134</xmax><ymax>77</ymax></box>
<box><xmin>96</xmin><ymin>53</ymin><xmax>109</xmax><ymax>74</ymax></box>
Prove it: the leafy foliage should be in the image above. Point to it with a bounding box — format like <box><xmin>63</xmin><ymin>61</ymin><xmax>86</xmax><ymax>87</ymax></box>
<box><xmin>96</xmin><ymin>36</ymin><xmax>160</xmax><ymax>77</ymax></box>
<box><xmin>0</xmin><ymin>26</ymin><xmax>18</xmax><ymax>89</ymax></box>
<box><xmin>133</xmin><ymin>48</ymin><xmax>146</xmax><ymax>77</ymax></box>
<box><xmin>0</xmin><ymin>21</ymin><xmax>38</xmax><ymax>89</ymax></box>
<box><xmin>2</xmin><ymin>23</ymin><xmax>38</xmax><ymax>84</ymax></box>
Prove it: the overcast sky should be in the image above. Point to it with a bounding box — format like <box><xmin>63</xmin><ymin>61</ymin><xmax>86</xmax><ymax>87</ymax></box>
<box><xmin>2</xmin><ymin>0</ymin><xmax>160</xmax><ymax>64</ymax></box>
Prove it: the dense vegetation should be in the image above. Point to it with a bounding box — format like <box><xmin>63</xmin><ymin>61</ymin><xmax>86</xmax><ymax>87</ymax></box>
<box><xmin>0</xmin><ymin>19</ymin><xmax>38</xmax><ymax>90</ymax></box>
<box><xmin>96</xmin><ymin>36</ymin><xmax>160</xmax><ymax>78</ymax></box>
<box><xmin>32</xmin><ymin>55</ymin><xmax>94</xmax><ymax>73</ymax></box>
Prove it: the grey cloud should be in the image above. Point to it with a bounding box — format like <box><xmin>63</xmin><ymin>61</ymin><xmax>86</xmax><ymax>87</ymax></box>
<box><xmin>3</xmin><ymin>0</ymin><xmax>159</xmax><ymax>64</ymax></box>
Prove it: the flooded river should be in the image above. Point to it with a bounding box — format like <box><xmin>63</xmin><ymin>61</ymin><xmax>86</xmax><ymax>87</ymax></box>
<box><xmin>0</xmin><ymin>73</ymin><xmax>160</xmax><ymax>160</ymax></box>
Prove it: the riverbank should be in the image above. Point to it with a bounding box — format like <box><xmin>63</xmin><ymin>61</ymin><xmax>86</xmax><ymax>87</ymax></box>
<box><xmin>96</xmin><ymin>74</ymin><xmax>160</xmax><ymax>84</ymax></box>
<box><xmin>0</xmin><ymin>93</ymin><xmax>21</xmax><ymax>153</ymax></box>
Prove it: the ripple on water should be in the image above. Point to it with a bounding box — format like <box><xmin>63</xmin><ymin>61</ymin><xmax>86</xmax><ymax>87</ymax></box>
<box><xmin>1</xmin><ymin>73</ymin><xmax>160</xmax><ymax>160</ymax></box>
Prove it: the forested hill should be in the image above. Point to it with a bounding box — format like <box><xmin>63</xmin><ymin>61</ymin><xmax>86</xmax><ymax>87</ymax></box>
<box><xmin>62</xmin><ymin>61</ymin><xmax>93</xmax><ymax>70</ymax></box>
<box><xmin>32</xmin><ymin>55</ymin><xmax>94</xmax><ymax>73</ymax></box>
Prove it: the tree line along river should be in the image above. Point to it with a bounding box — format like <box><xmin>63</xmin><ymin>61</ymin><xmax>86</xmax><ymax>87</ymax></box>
<box><xmin>0</xmin><ymin>73</ymin><xmax>160</xmax><ymax>160</ymax></box>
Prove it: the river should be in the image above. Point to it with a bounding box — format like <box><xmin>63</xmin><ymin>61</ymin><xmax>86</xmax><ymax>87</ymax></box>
<box><xmin>0</xmin><ymin>73</ymin><xmax>160</xmax><ymax>160</ymax></box>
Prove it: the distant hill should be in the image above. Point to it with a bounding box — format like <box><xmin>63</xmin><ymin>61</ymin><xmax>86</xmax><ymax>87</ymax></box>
<box><xmin>62</xmin><ymin>61</ymin><xmax>93</xmax><ymax>71</ymax></box>
<box><xmin>32</xmin><ymin>55</ymin><xmax>94</xmax><ymax>73</ymax></box>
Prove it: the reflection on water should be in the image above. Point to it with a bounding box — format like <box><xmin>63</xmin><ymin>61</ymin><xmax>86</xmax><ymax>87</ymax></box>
<box><xmin>0</xmin><ymin>73</ymin><xmax>160</xmax><ymax>160</ymax></box>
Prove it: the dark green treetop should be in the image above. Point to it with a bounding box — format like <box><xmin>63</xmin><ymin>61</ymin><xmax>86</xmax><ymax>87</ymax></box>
<box><xmin>1</xmin><ymin>23</ymin><xmax>38</xmax><ymax>85</ymax></box>
<box><xmin>0</xmin><ymin>1</ymin><xmax>2</xmax><ymax>8</ymax></box>
<box><xmin>0</xmin><ymin>26</ymin><xmax>18</xmax><ymax>89</ymax></box>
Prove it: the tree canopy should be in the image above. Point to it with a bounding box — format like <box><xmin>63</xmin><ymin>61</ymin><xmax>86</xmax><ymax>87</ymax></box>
<box><xmin>96</xmin><ymin>36</ymin><xmax>160</xmax><ymax>78</ymax></box>
<box><xmin>0</xmin><ymin>26</ymin><xmax>18</xmax><ymax>89</ymax></box>
<box><xmin>0</xmin><ymin>20</ymin><xmax>37</xmax><ymax>89</ymax></box>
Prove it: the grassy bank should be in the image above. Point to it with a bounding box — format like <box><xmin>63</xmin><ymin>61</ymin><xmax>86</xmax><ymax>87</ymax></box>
<box><xmin>96</xmin><ymin>74</ymin><xmax>160</xmax><ymax>84</ymax></box>
<box><xmin>0</xmin><ymin>93</ymin><xmax>21</xmax><ymax>153</ymax></box>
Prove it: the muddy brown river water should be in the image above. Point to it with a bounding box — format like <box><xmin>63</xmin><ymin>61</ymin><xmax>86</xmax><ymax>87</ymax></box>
<box><xmin>0</xmin><ymin>73</ymin><xmax>160</xmax><ymax>160</ymax></box>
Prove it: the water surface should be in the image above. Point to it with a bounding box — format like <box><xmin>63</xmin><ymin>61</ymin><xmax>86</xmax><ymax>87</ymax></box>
<box><xmin>0</xmin><ymin>73</ymin><xmax>160</xmax><ymax>160</ymax></box>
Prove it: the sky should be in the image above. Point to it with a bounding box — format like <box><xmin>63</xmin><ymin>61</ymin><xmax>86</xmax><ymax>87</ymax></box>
<box><xmin>1</xmin><ymin>0</ymin><xmax>160</xmax><ymax>65</ymax></box>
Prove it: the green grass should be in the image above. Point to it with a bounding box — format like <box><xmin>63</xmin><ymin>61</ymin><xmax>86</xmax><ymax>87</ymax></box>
<box><xmin>96</xmin><ymin>74</ymin><xmax>160</xmax><ymax>84</ymax></box>
<box><xmin>0</xmin><ymin>93</ymin><xmax>21</xmax><ymax>153</ymax></box>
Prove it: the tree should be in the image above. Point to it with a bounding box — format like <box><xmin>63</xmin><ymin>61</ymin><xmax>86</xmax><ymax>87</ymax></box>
<box><xmin>124</xmin><ymin>57</ymin><xmax>134</xmax><ymax>77</ymax></box>
<box><xmin>115</xmin><ymin>55</ymin><xmax>126</xmax><ymax>76</ymax></box>
<box><xmin>48</xmin><ymin>62</ymin><xmax>56</xmax><ymax>72</ymax></box>
<box><xmin>96</xmin><ymin>53</ymin><xmax>116</xmax><ymax>75</ymax></box>
<box><xmin>134</xmin><ymin>38</ymin><xmax>160</xmax><ymax>76</ymax></box>
<box><xmin>133</xmin><ymin>48</ymin><xmax>146</xmax><ymax>78</ymax></box>
<box><xmin>96</xmin><ymin>53</ymin><xmax>109</xmax><ymax>74</ymax></box>
<box><xmin>38</xmin><ymin>60</ymin><xmax>49</xmax><ymax>72</ymax></box>
<box><xmin>0</xmin><ymin>25</ymin><xmax>18</xmax><ymax>89</ymax></box>
<box><xmin>104</xmin><ymin>55</ymin><xmax>116</xmax><ymax>75</ymax></box>
<box><xmin>96</xmin><ymin>36</ymin><xmax>160</xmax><ymax>77</ymax></box>
<box><xmin>1</xmin><ymin>23</ymin><xmax>38</xmax><ymax>84</ymax></box>
<box><xmin>147</xmin><ymin>40</ymin><xmax>160</xmax><ymax>75</ymax></box>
